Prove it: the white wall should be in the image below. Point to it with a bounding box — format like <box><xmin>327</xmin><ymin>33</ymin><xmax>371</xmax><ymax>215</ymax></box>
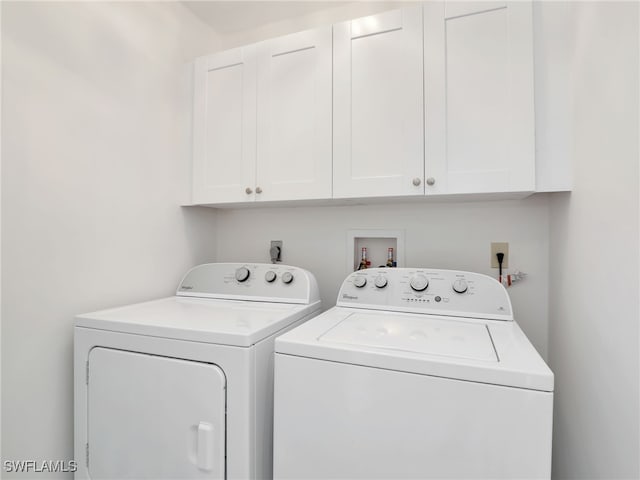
<box><xmin>216</xmin><ymin>197</ymin><xmax>551</xmax><ymax>358</ymax></box>
<box><xmin>1</xmin><ymin>2</ymin><xmax>218</xmax><ymax>475</ymax></box>
<box><xmin>548</xmin><ymin>2</ymin><xmax>639</xmax><ymax>479</ymax></box>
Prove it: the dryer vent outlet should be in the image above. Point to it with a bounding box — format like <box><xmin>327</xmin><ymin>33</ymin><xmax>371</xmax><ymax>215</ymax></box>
<box><xmin>270</xmin><ymin>241</ymin><xmax>283</xmax><ymax>263</ymax></box>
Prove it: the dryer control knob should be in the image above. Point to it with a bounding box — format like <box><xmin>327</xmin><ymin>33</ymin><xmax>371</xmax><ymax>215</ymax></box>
<box><xmin>452</xmin><ymin>279</ymin><xmax>468</xmax><ymax>294</ymax></box>
<box><xmin>353</xmin><ymin>276</ymin><xmax>367</xmax><ymax>288</ymax></box>
<box><xmin>265</xmin><ymin>271</ymin><xmax>277</xmax><ymax>283</ymax></box>
<box><xmin>410</xmin><ymin>274</ymin><xmax>429</xmax><ymax>292</ymax></box>
<box><xmin>235</xmin><ymin>267</ymin><xmax>250</xmax><ymax>282</ymax></box>
<box><xmin>374</xmin><ymin>276</ymin><xmax>388</xmax><ymax>289</ymax></box>
<box><xmin>282</xmin><ymin>272</ymin><xmax>294</xmax><ymax>284</ymax></box>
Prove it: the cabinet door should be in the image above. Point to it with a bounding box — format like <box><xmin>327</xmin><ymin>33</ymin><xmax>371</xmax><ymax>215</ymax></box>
<box><xmin>333</xmin><ymin>8</ymin><xmax>424</xmax><ymax>198</ymax></box>
<box><xmin>193</xmin><ymin>47</ymin><xmax>256</xmax><ymax>204</ymax></box>
<box><xmin>256</xmin><ymin>27</ymin><xmax>332</xmax><ymax>201</ymax></box>
<box><xmin>424</xmin><ymin>1</ymin><xmax>535</xmax><ymax>194</ymax></box>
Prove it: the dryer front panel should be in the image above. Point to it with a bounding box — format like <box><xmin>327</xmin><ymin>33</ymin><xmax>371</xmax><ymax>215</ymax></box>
<box><xmin>87</xmin><ymin>347</ymin><xmax>226</xmax><ymax>479</ymax></box>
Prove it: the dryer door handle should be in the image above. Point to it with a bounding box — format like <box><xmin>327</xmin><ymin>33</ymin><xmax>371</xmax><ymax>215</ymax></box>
<box><xmin>196</xmin><ymin>421</ymin><xmax>214</xmax><ymax>471</ymax></box>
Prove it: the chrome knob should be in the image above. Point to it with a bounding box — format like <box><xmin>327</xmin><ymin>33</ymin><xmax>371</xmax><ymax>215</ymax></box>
<box><xmin>256</xmin><ymin>187</ymin><xmax>263</xmax><ymax>194</ymax></box>
<box><xmin>282</xmin><ymin>272</ymin><xmax>294</xmax><ymax>284</ymax></box>
<box><xmin>412</xmin><ymin>177</ymin><xmax>421</xmax><ymax>186</ymax></box>
<box><xmin>426</xmin><ymin>177</ymin><xmax>436</xmax><ymax>186</ymax></box>
<box><xmin>353</xmin><ymin>276</ymin><xmax>367</xmax><ymax>288</ymax></box>
<box><xmin>245</xmin><ymin>187</ymin><xmax>253</xmax><ymax>194</ymax></box>
<box><xmin>235</xmin><ymin>267</ymin><xmax>250</xmax><ymax>282</ymax></box>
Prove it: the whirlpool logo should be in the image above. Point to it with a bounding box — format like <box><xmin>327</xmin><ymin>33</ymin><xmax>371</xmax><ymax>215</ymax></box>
<box><xmin>342</xmin><ymin>294</ymin><xmax>358</xmax><ymax>300</ymax></box>
<box><xmin>180</xmin><ymin>285</ymin><xmax>193</xmax><ymax>290</ymax></box>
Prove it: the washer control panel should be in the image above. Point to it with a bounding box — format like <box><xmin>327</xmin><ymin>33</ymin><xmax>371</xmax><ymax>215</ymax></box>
<box><xmin>338</xmin><ymin>268</ymin><xmax>513</xmax><ymax>321</ymax></box>
<box><xmin>177</xmin><ymin>263</ymin><xmax>319</xmax><ymax>304</ymax></box>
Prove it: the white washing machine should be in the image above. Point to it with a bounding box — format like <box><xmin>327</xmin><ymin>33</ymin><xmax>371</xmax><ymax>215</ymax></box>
<box><xmin>74</xmin><ymin>263</ymin><xmax>320</xmax><ymax>480</ymax></box>
<box><xmin>274</xmin><ymin>268</ymin><xmax>553</xmax><ymax>479</ymax></box>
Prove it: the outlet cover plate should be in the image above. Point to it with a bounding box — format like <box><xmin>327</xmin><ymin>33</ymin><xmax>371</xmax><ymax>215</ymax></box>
<box><xmin>491</xmin><ymin>242</ymin><xmax>509</xmax><ymax>268</ymax></box>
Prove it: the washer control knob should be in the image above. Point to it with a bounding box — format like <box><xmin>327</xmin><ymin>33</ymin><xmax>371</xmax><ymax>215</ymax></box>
<box><xmin>282</xmin><ymin>272</ymin><xmax>294</xmax><ymax>284</ymax></box>
<box><xmin>235</xmin><ymin>267</ymin><xmax>250</xmax><ymax>282</ymax></box>
<box><xmin>265</xmin><ymin>271</ymin><xmax>277</xmax><ymax>283</ymax></box>
<box><xmin>452</xmin><ymin>279</ymin><xmax>468</xmax><ymax>294</ymax></box>
<box><xmin>353</xmin><ymin>276</ymin><xmax>367</xmax><ymax>288</ymax></box>
<box><xmin>374</xmin><ymin>276</ymin><xmax>388</xmax><ymax>289</ymax></box>
<box><xmin>410</xmin><ymin>274</ymin><xmax>429</xmax><ymax>292</ymax></box>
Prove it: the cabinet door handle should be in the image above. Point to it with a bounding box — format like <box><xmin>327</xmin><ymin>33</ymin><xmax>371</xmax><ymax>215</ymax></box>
<box><xmin>412</xmin><ymin>177</ymin><xmax>421</xmax><ymax>186</ymax></box>
<box><xmin>426</xmin><ymin>177</ymin><xmax>436</xmax><ymax>186</ymax></box>
<box><xmin>256</xmin><ymin>187</ymin><xmax>263</xmax><ymax>194</ymax></box>
<box><xmin>245</xmin><ymin>187</ymin><xmax>253</xmax><ymax>194</ymax></box>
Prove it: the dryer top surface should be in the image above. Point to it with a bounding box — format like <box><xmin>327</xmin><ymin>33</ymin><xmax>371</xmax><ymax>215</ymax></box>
<box><xmin>76</xmin><ymin>296</ymin><xmax>320</xmax><ymax>347</ymax></box>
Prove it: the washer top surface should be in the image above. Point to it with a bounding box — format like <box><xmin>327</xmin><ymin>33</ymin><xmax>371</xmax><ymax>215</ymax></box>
<box><xmin>276</xmin><ymin>268</ymin><xmax>553</xmax><ymax>391</ymax></box>
<box><xmin>76</xmin><ymin>263</ymin><xmax>321</xmax><ymax>347</ymax></box>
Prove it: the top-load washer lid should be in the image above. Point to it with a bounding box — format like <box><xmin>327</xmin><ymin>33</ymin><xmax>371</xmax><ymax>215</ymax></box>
<box><xmin>75</xmin><ymin>263</ymin><xmax>321</xmax><ymax>347</ymax></box>
<box><xmin>276</xmin><ymin>268</ymin><xmax>554</xmax><ymax>392</ymax></box>
<box><xmin>319</xmin><ymin>312</ymin><xmax>497</xmax><ymax>362</ymax></box>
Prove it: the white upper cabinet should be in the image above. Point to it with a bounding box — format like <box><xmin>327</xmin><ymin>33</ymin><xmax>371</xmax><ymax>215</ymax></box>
<box><xmin>256</xmin><ymin>27</ymin><xmax>332</xmax><ymax>202</ymax></box>
<box><xmin>191</xmin><ymin>1</ymin><xmax>557</xmax><ymax>206</ymax></box>
<box><xmin>333</xmin><ymin>7</ymin><xmax>424</xmax><ymax>199</ymax></box>
<box><xmin>424</xmin><ymin>1</ymin><xmax>535</xmax><ymax>195</ymax></box>
<box><xmin>192</xmin><ymin>27</ymin><xmax>332</xmax><ymax>205</ymax></box>
<box><xmin>192</xmin><ymin>46</ymin><xmax>257</xmax><ymax>204</ymax></box>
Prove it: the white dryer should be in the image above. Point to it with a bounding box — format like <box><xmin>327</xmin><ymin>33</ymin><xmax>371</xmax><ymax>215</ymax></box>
<box><xmin>74</xmin><ymin>263</ymin><xmax>320</xmax><ymax>480</ymax></box>
<box><xmin>274</xmin><ymin>268</ymin><xmax>553</xmax><ymax>479</ymax></box>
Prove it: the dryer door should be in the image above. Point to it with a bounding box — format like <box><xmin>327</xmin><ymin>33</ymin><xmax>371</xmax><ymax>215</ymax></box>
<box><xmin>87</xmin><ymin>347</ymin><xmax>225</xmax><ymax>479</ymax></box>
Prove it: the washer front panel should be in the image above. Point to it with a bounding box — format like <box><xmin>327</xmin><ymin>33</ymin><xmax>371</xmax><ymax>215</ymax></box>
<box><xmin>273</xmin><ymin>354</ymin><xmax>553</xmax><ymax>479</ymax></box>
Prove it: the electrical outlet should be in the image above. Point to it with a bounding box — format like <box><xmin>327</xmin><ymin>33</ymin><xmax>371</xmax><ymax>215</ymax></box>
<box><xmin>270</xmin><ymin>240</ymin><xmax>283</xmax><ymax>262</ymax></box>
<box><xmin>491</xmin><ymin>242</ymin><xmax>509</xmax><ymax>268</ymax></box>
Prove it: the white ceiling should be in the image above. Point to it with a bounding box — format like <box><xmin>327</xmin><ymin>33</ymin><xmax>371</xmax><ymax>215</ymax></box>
<box><xmin>182</xmin><ymin>2</ymin><xmax>344</xmax><ymax>34</ymax></box>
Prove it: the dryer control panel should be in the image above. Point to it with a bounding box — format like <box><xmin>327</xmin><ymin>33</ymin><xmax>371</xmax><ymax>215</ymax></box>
<box><xmin>177</xmin><ymin>263</ymin><xmax>320</xmax><ymax>304</ymax></box>
<box><xmin>337</xmin><ymin>268</ymin><xmax>513</xmax><ymax>321</ymax></box>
